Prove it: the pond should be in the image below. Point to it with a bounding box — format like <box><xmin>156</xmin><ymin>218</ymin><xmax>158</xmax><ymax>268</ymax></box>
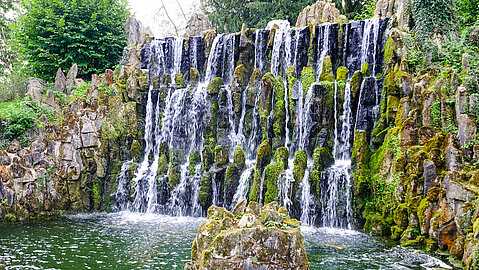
<box><xmin>0</xmin><ymin>212</ymin><xmax>452</xmax><ymax>269</ymax></box>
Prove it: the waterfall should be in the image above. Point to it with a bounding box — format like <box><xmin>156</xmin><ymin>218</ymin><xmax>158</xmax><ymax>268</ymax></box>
<box><xmin>321</xmin><ymin>80</ymin><xmax>354</xmax><ymax>228</ymax></box>
<box><xmin>278</xmin><ymin>159</ymin><xmax>295</xmax><ymax>211</ymax></box>
<box><xmin>231</xmin><ymin>160</ymin><xmax>255</xmax><ymax>207</ymax></box>
<box><xmin>300</xmin><ymin>166</ymin><xmax>316</xmax><ymax>226</ymax></box>
<box><xmin>113</xmin><ymin>160</ymin><xmax>133</xmax><ymax>211</ymax></box>
<box><xmin>316</xmin><ymin>23</ymin><xmax>331</xmax><ymax>76</ymax></box>
<box><xmin>271</xmin><ymin>29</ymin><xmax>284</xmax><ymax>77</ymax></box>
<box><xmin>254</xmin><ymin>30</ymin><xmax>269</xmax><ymax>74</ymax></box>
<box><xmin>294</xmin><ymin>83</ymin><xmax>315</xmax><ymax>153</ymax></box>
<box><xmin>114</xmin><ymin>18</ymin><xmax>390</xmax><ymax>227</ymax></box>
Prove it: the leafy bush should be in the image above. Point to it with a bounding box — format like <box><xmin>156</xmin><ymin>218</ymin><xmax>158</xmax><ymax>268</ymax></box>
<box><xmin>11</xmin><ymin>0</ymin><xmax>130</xmax><ymax>80</ymax></box>
<box><xmin>0</xmin><ymin>66</ymin><xmax>29</xmax><ymax>103</ymax></box>
<box><xmin>457</xmin><ymin>0</ymin><xmax>479</xmax><ymax>28</ymax></box>
<box><xmin>0</xmin><ymin>99</ymin><xmax>55</xmax><ymax>141</ymax></box>
<box><xmin>412</xmin><ymin>0</ymin><xmax>456</xmax><ymax>41</ymax></box>
<box><xmin>354</xmin><ymin>0</ymin><xmax>377</xmax><ymax>20</ymax></box>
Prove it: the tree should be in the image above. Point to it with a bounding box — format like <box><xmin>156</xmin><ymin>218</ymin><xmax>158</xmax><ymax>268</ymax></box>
<box><xmin>0</xmin><ymin>0</ymin><xmax>15</xmax><ymax>30</ymax></box>
<box><xmin>204</xmin><ymin>0</ymin><xmax>318</xmax><ymax>33</ymax></box>
<box><xmin>11</xmin><ymin>0</ymin><xmax>130</xmax><ymax>80</ymax></box>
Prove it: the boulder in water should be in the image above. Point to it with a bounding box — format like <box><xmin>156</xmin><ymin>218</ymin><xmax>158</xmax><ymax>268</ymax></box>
<box><xmin>184</xmin><ymin>201</ymin><xmax>309</xmax><ymax>270</ymax></box>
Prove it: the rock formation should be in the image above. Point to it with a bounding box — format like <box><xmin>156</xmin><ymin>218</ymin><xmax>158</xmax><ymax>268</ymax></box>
<box><xmin>184</xmin><ymin>200</ymin><xmax>309</xmax><ymax>270</ymax></box>
<box><xmin>295</xmin><ymin>0</ymin><xmax>348</xmax><ymax>27</ymax></box>
<box><xmin>0</xmin><ymin>17</ymin><xmax>151</xmax><ymax>219</ymax></box>
<box><xmin>185</xmin><ymin>13</ymin><xmax>214</xmax><ymax>38</ymax></box>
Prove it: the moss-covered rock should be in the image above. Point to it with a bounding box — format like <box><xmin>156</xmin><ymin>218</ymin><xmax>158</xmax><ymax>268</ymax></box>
<box><xmin>175</xmin><ymin>73</ymin><xmax>186</xmax><ymax>88</ymax></box>
<box><xmin>231</xmin><ymin>64</ymin><xmax>247</xmax><ymax>92</ymax></box>
<box><xmin>313</xmin><ymin>147</ymin><xmax>334</xmax><ymax>171</ymax></box>
<box><xmin>361</xmin><ymin>62</ymin><xmax>370</xmax><ymax>77</ymax></box>
<box><xmin>233</xmin><ymin>146</ymin><xmax>246</xmax><ymax>170</ymax></box>
<box><xmin>249</xmin><ymin>169</ymin><xmax>263</xmax><ymax>202</ymax></box>
<box><xmin>301</xmin><ymin>67</ymin><xmax>316</xmax><ymax>93</ymax></box>
<box><xmin>336</xmin><ymin>66</ymin><xmax>349</xmax><ymax>82</ymax></box>
<box><xmin>255</xmin><ymin>140</ymin><xmax>272</xmax><ymax>172</ymax></box>
<box><xmin>157</xmin><ymin>153</ymin><xmax>169</xmax><ymax>176</ymax></box>
<box><xmin>263</xmin><ymin>148</ymin><xmax>289</xmax><ymax>204</ymax></box>
<box><xmin>272</xmin><ymin>75</ymin><xmax>286</xmax><ymax>141</ymax></box>
<box><xmin>184</xmin><ymin>202</ymin><xmax>309</xmax><ymax>269</ymax></box>
<box><xmin>214</xmin><ymin>145</ymin><xmax>229</xmax><ymax>167</ymax></box>
<box><xmin>249</xmin><ymin>68</ymin><xmax>262</xmax><ymax>88</ymax></box>
<box><xmin>199</xmin><ymin>172</ymin><xmax>212</xmax><ymax>207</ymax></box>
<box><xmin>162</xmin><ymin>74</ymin><xmax>171</xmax><ymax>86</ymax></box>
<box><xmin>169</xmin><ymin>164</ymin><xmax>181</xmax><ymax>189</ymax></box>
<box><xmin>202</xmin><ymin>146</ymin><xmax>214</xmax><ymax>170</ymax></box>
<box><xmin>259</xmin><ymin>73</ymin><xmax>275</xmax><ymax>139</ymax></box>
<box><xmin>190</xmin><ymin>68</ymin><xmax>199</xmax><ymax>87</ymax></box>
<box><xmin>189</xmin><ymin>151</ymin><xmax>201</xmax><ymax>176</ymax></box>
<box><xmin>319</xmin><ymin>56</ymin><xmax>335</xmax><ymax>82</ymax></box>
<box><xmin>207</xmin><ymin>77</ymin><xmax>223</xmax><ymax>94</ymax></box>
<box><xmin>350</xmin><ymin>70</ymin><xmax>363</xmax><ymax>100</ymax></box>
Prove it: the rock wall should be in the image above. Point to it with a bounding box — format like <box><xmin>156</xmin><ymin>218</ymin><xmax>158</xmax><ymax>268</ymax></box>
<box><xmin>350</xmin><ymin>8</ymin><xmax>479</xmax><ymax>268</ymax></box>
<box><xmin>0</xmin><ymin>17</ymin><xmax>150</xmax><ymax>220</ymax></box>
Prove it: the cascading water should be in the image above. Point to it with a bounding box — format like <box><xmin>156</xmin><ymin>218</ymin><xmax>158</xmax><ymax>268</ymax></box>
<box><xmin>115</xmin><ymin>18</ymin><xmax>390</xmax><ymax>229</ymax></box>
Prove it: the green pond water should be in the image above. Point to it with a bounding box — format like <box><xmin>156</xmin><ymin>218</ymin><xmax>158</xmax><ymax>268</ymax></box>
<box><xmin>0</xmin><ymin>212</ymin><xmax>453</xmax><ymax>270</ymax></box>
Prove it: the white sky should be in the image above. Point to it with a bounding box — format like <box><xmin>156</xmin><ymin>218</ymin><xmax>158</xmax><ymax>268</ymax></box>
<box><xmin>128</xmin><ymin>0</ymin><xmax>202</xmax><ymax>38</ymax></box>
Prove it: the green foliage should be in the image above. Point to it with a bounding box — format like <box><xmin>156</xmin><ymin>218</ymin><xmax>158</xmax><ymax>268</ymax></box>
<box><xmin>0</xmin><ymin>0</ymin><xmax>15</xmax><ymax>30</ymax></box>
<box><xmin>0</xmin><ymin>99</ymin><xmax>55</xmax><ymax>140</ymax></box>
<box><xmin>235</xmin><ymin>212</ymin><xmax>245</xmax><ymax>219</ymax></box>
<box><xmin>430</xmin><ymin>100</ymin><xmax>442</xmax><ymax>128</ymax></box>
<box><xmin>205</xmin><ymin>0</ymin><xmax>317</xmax><ymax>33</ymax></box>
<box><xmin>92</xmin><ymin>181</ymin><xmax>101</xmax><ymax>206</ymax></box>
<box><xmin>11</xmin><ymin>0</ymin><xmax>130</xmax><ymax>80</ymax></box>
<box><xmin>412</xmin><ymin>0</ymin><xmax>456</xmax><ymax>41</ymax></box>
<box><xmin>354</xmin><ymin>0</ymin><xmax>377</xmax><ymax>20</ymax></box>
<box><xmin>0</xmin><ymin>67</ymin><xmax>29</xmax><ymax>102</ymax></box>
<box><xmin>457</xmin><ymin>0</ymin><xmax>479</xmax><ymax>27</ymax></box>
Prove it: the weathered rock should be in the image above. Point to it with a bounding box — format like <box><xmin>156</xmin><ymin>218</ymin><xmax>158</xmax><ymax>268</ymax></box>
<box><xmin>444</xmin><ymin>134</ymin><xmax>463</xmax><ymax>171</ymax></box>
<box><xmin>0</xmin><ymin>166</ymin><xmax>9</xmax><ymax>182</ymax></box>
<box><xmin>125</xmin><ymin>17</ymin><xmax>152</xmax><ymax>47</ymax></box>
<box><xmin>27</xmin><ymin>78</ymin><xmax>45</xmax><ymax>103</ymax></box>
<box><xmin>295</xmin><ymin>0</ymin><xmax>347</xmax><ymax>27</ymax></box>
<box><xmin>185</xmin><ymin>13</ymin><xmax>213</xmax><ymax>38</ymax></box>
<box><xmin>438</xmin><ymin>219</ymin><xmax>457</xmax><ymax>250</ymax></box>
<box><xmin>126</xmin><ymin>75</ymin><xmax>138</xmax><ymax>101</ymax></box>
<box><xmin>105</xmin><ymin>69</ymin><xmax>114</xmax><ymax>85</ymax></box>
<box><xmin>443</xmin><ymin>172</ymin><xmax>473</xmax><ymax>202</ymax></box>
<box><xmin>423</xmin><ymin>160</ymin><xmax>436</xmax><ymax>194</ymax></box>
<box><xmin>65</xmin><ymin>63</ymin><xmax>78</xmax><ymax>94</ymax></box>
<box><xmin>7</xmin><ymin>140</ymin><xmax>21</xmax><ymax>154</ymax></box>
<box><xmin>185</xmin><ymin>201</ymin><xmax>309</xmax><ymax>270</ymax></box>
<box><xmin>421</xmin><ymin>90</ymin><xmax>435</xmax><ymax>127</ymax></box>
<box><xmin>457</xmin><ymin>114</ymin><xmax>477</xmax><ymax>150</ymax></box>
<box><xmin>43</xmin><ymin>90</ymin><xmax>59</xmax><ymax>110</ymax></box>
<box><xmin>240</xmin><ymin>23</ymin><xmax>247</xmax><ymax>47</ymax></box>
<box><xmin>54</xmin><ymin>68</ymin><xmax>66</xmax><ymax>93</ymax></box>
<box><xmin>10</xmin><ymin>164</ymin><xmax>25</xmax><ymax>179</ymax></box>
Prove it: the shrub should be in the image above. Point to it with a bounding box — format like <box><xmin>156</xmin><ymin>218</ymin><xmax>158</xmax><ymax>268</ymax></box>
<box><xmin>11</xmin><ymin>0</ymin><xmax>130</xmax><ymax>80</ymax></box>
<box><xmin>0</xmin><ymin>67</ymin><xmax>29</xmax><ymax>103</ymax></box>
<box><xmin>412</xmin><ymin>0</ymin><xmax>456</xmax><ymax>41</ymax></box>
<box><xmin>0</xmin><ymin>99</ymin><xmax>55</xmax><ymax>141</ymax></box>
